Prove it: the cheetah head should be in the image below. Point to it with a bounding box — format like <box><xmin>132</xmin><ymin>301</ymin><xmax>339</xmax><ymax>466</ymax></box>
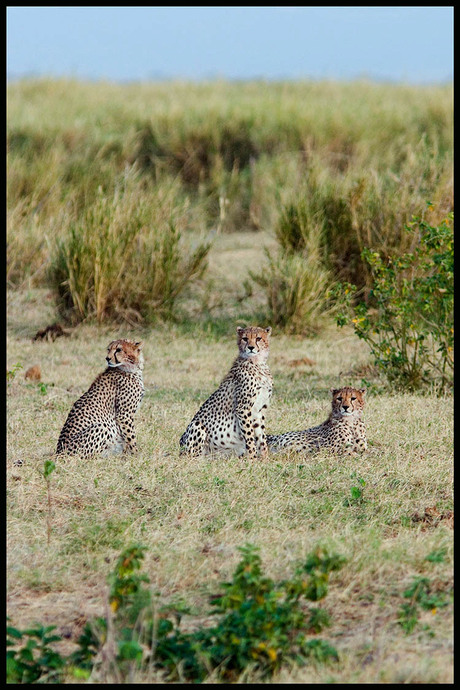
<box><xmin>236</xmin><ymin>326</ymin><xmax>272</xmax><ymax>362</ymax></box>
<box><xmin>330</xmin><ymin>386</ymin><xmax>366</xmax><ymax>419</ymax></box>
<box><xmin>106</xmin><ymin>339</ymin><xmax>144</xmax><ymax>373</ymax></box>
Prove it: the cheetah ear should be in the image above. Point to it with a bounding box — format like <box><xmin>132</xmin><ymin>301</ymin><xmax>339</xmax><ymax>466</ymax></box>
<box><xmin>236</xmin><ymin>326</ymin><xmax>245</xmax><ymax>335</ymax></box>
<box><xmin>359</xmin><ymin>388</ymin><xmax>366</xmax><ymax>395</ymax></box>
<box><xmin>135</xmin><ymin>341</ymin><xmax>143</xmax><ymax>350</ymax></box>
<box><xmin>330</xmin><ymin>388</ymin><xmax>339</xmax><ymax>396</ymax></box>
<box><xmin>265</xmin><ymin>327</ymin><xmax>272</xmax><ymax>336</ymax></box>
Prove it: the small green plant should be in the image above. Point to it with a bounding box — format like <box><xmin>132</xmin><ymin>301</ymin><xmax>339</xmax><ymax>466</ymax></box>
<box><xmin>7</xmin><ymin>362</ymin><xmax>22</xmax><ymax>385</ymax></box>
<box><xmin>333</xmin><ymin>208</ymin><xmax>453</xmax><ymax>392</ymax></box>
<box><xmin>344</xmin><ymin>476</ymin><xmax>366</xmax><ymax>506</ymax></box>
<box><xmin>7</xmin><ymin>620</ymin><xmax>66</xmax><ymax>683</ymax></box>
<box><xmin>68</xmin><ymin>544</ymin><xmax>154</xmax><ymax>678</ymax></box>
<box><xmin>397</xmin><ymin>576</ymin><xmax>450</xmax><ymax>634</ymax></box>
<box><xmin>43</xmin><ymin>460</ymin><xmax>56</xmax><ymax>546</ymax></box>
<box><xmin>36</xmin><ymin>381</ymin><xmax>51</xmax><ymax>395</ymax></box>
<box><xmin>108</xmin><ymin>544</ymin><xmax>151</xmax><ymax>620</ymax></box>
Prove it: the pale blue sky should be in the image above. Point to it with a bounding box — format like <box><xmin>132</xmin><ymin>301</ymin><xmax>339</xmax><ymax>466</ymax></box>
<box><xmin>7</xmin><ymin>6</ymin><xmax>453</xmax><ymax>83</ymax></box>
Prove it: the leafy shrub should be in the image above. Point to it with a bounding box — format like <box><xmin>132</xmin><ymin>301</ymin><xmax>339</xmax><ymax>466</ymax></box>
<box><xmin>333</xmin><ymin>209</ymin><xmax>453</xmax><ymax>392</ymax></box>
<box><xmin>397</xmin><ymin>576</ymin><xmax>450</xmax><ymax>634</ymax></box>
<box><xmin>151</xmin><ymin>543</ymin><xmax>344</xmax><ymax>682</ymax></box>
<box><xmin>7</xmin><ymin>621</ymin><xmax>65</xmax><ymax>684</ymax></box>
<box><xmin>201</xmin><ymin>544</ymin><xmax>343</xmax><ymax>677</ymax></box>
<box><xmin>48</xmin><ymin>184</ymin><xmax>211</xmax><ymax>324</ymax></box>
<box><xmin>6</xmin><ymin>543</ymin><xmax>345</xmax><ymax>683</ymax></box>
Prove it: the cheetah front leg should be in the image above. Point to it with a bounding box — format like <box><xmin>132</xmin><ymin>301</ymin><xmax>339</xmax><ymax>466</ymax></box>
<box><xmin>235</xmin><ymin>407</ymin><xmax>258</xmax><ymax>460</ymax></box>
<box><xmin>115</xmin><ymin>413</ymin><xmax>138</xmax><ymax>454</ymax></box>
<box><xmin>352</xmin><ymin>435</ymin><xmax>368</xmax><ymax>454</ymax></box>
<box><xmin>353</xmin><ymin>422</ymin><xmax>368</xmax><ymax>454</ymax></box>
<box><xmin>253</xmin><ymin>404</ymin><xmax>269</xmax><ymax>459</ymax></box>
<box><xmin>114</xmin><ymin>385</ymin><xmax>143</xmax><ymax>455</ymax></box>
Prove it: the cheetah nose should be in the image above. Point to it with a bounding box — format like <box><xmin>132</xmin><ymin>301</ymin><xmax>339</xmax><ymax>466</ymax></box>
<box><xmin>342</xmin><ymin>405</ymin><xmax>349</xmax><ymax>411</ymax></box>
<box><xmin>248</xmin><ymin>345</ymin><xmax>255</xmax><ymax>351</ymax></box>
<box><xmin>106</xmin><ymin>357</ymin><xmax>111</xmax><ymax>363</ymax></box>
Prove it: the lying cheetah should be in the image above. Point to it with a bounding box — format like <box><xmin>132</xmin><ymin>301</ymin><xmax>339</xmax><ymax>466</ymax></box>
<box><xmin>267</xmin><ymin>386</ymin><xmax>367</xmax><ymax>455</ymax></box>
<box><xmin>180</xmin><ymin>326</ymin><xmax>273</xmax><ymax>460</ymax></box>
<box><xmin>56</xmin><ymin>339</ymin><xmax>144</xmax><ymax>457</ymax></box>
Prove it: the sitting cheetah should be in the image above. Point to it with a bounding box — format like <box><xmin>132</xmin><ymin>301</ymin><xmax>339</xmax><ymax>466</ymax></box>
<box><xmin>56</xmin><ymin>339</ymin><xmax>144</xmax><ymax>457</ymax></box>
<box><xmin>180</xmin><ymin>326</ymin><xmax>273</xmax><ymax>460</ymax></box>
<box><xmin>267</xmin><ymin>386</ymin><xmax>367</xmax><ymax>456</ymax></box>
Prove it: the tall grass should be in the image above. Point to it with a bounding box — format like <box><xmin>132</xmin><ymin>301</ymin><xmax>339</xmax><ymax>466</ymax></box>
<box><xmin>49</xmin><ymin>177</ymin><xmax>211</xmax><ymax>324</ymax></box>
<box><xmin>7</xmin><ymin>78</ymin><xmax>453</xmax><ymax>323</ymax></box>
<box><xmin>251</xmin><ymin>197</ymin><xmax>336</xmax><ymax>334</ymax></box>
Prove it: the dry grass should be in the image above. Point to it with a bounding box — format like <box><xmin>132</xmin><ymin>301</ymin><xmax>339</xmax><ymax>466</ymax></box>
<box><xmin>7</xmin><ymin>78</ymin><xmax>453</xmax><ymax>296</ymax></box>
<box><xmin>7</xmin><ymin>233</ymin><xmax>453</xmax><ymax>683</ymax></box>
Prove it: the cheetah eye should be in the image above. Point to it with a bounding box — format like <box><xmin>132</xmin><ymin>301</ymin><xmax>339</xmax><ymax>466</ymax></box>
<box><xmin>242</xmin><ymin>337</ymin><xmax>249</xmax><ymax>342</ymax></box>
<box><xmin>337</xmin><ymin>397</ymin><xmax>342</xmax><ymax>402</ymax></box>
<box><xmin>115</xmin><ymin>348</ymin><xmax>122</xmax><ymax>353</ymax></box>
<box><xmin>256</xmin><ymin>336</ymin><xmax>262</xmax><ymax>342</ymax></box>
<box><xmin>351</xmin><ymin>396</ymin><xmax>356</xmax><ymax>401</ymax></box>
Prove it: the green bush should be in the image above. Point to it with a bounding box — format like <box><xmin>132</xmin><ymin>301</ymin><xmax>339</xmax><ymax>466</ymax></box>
<box><xmin>6</xmin><ymin>542</ymin><xmax>345</xmax><ymax>683</ymax></box>
<box><xmin>7</xmin><ymin>621</ymin><xmax>65</xmax><ymax>684</ymax></box>
<box><xmin>48</xmin><ymin>184</ymin><xmax>211</xmax><ymax>324</ymax></box>
<box><xmin>333</xmin><ymin>208</ymin><xmax>453</xmax><ymax>392</ymax></box>
<box><xmin>152</xmin><ymin>543</ymin><xmax>344</xmax><ymax>682</ymax></box>
<box><xmin>86</xmin><ymin>543</ymin><xmax>344</xmax><ymax>682</ymax></box>
<box><xmin>397</xmin><ymin>575</ymin><xmax>450</xmax><ymax>634</ymax></box>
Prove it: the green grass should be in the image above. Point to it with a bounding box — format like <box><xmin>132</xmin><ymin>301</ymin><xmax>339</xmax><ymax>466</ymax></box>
<box><xmin>6</xmin><ymin>279</ymin><xmax>453</xmax><ymax>683</ymax></box>
<box><xmin>7</xmin><ymin>78</ymin><xmax>453</xmax><ymax>682</ymax></box>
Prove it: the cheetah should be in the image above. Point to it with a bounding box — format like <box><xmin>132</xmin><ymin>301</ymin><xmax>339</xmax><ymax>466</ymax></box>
<box><xmin>267</xmin><ymin>386</ymin><xmax>367</xmax><ymax>456</ymax></box>
<box><xmin>56</xmin><ymin>339</ymin><xmax>144</xmax><ymax>457</ymax></box>
<box><xmin>180</xmin><ymin>326</ymin><xmax>273</xmax><ymax>460</ymax></box>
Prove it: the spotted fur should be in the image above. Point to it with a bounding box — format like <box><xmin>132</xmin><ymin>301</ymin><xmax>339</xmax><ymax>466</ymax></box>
<box><xmin>56</xmin><ymin>339</ymin><xmax>144</xmax><ymax>457</ymax></box>
<box><xmin>267</xmin><ymin>386</ymin><xmax>367</xmax><ymax>455</ymax></box>
<box><xmin>180</xmin><ymin>326</ymin><xmax>273</xmax><ymax>460</ymax></box>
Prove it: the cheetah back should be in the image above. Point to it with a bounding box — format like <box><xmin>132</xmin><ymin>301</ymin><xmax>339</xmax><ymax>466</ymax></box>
<box><xmin>56</xmin><ymin>339</ymin><xmax>144</xmax><ymax>457</ymax></box>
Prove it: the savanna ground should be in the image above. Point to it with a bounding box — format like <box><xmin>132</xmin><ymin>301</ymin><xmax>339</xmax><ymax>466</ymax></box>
<box><xmin>7</xmin><ymin>79</ymin><xmax>453</xmax><ymax>683</ymax></box>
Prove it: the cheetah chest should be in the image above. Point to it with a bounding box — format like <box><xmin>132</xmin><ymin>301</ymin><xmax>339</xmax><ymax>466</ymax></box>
<box><xmin>250</xmin><ymin>381</ymin><xmax>272</xmax><ymax>420</ymax></box>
